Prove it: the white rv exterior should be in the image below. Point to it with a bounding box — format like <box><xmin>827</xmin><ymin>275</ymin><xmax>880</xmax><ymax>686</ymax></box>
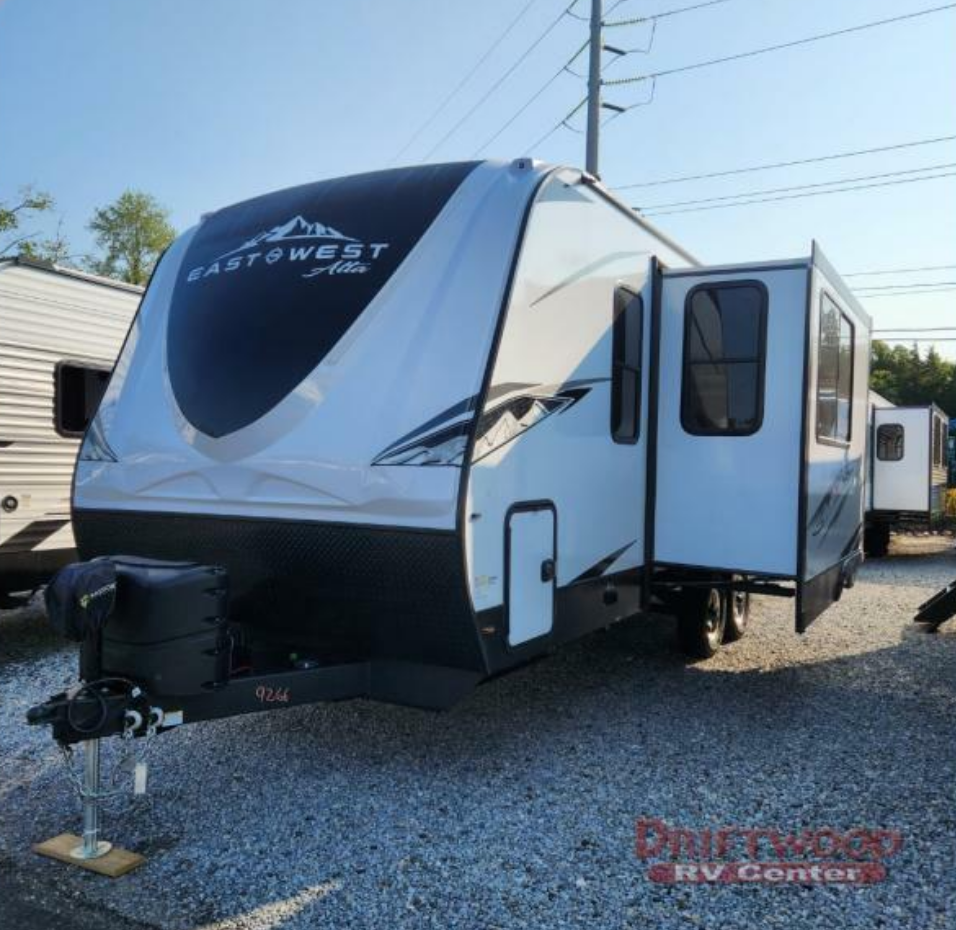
<box><xmin>864</xmin><ymin>393</ymin><xmax>949</xmax><ymax>555</ymax></box>
<box><xmin>0</xmin><ymin>258</ymin><xmax>141</xmax><ymax>595</ymax></box>
<box><xmin>66</xmin><ymin>161</ymin><xmax>871</xmax><ymax>711</ymax></box>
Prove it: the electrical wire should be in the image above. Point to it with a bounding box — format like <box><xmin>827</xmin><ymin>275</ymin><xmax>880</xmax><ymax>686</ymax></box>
<box><xmin>604</xmin><ymin>0</ymin><xmax>730</xmax><ymax>28</ymax></box>
<box><xmin>858</xmin><ymin>287</ymin><xmax>956</xmax><ymax>299</ymax></box>
<box><xmin>640</xmin><ymin>169</ymin><xmax>956</xmax><ymax>216</ymax></box>
<box><xmin>854</xmin><ymin>281</ymin><xmax>956</xmax><ymax>291</ymax></box>
<box><xmin>638</xmin><ymin>162</ymin><xmax>956</xmax><ymax>210</ymax></box>
<box><xmin>615</xmin><ymin>133</ymin><xmax>956</xmax><ymax>190</ymax></box>
<box><xmin>420</xmin><ymin>1</ymin><xmax>577</xmax><ymax>161</ymax></box>
<box><xmin>873</xmin><ymin>327</ymin><xmax>956</xmax><ymax>332</ymax></box>
<box><xmin>473</xmin><ymin>40</ymin><xmax>589</xmax><ymax>155</ymax></box>
<box><xmin>844</xmin><ymin>263</ymin><xmax>956</xmax><ymax>277</ymax></box>
<box><xmin>390</xmin><ymin>0</ymin><xmax>542</xmax><ymax>164</ymax></box>
<box><xmin>525</xmin><ymin>96</ymin><xmax>588</xmax><ymax>152</ymax></box>
<box><xmin>604</xmin><ymin>3</ymin><xmax>956</xmax><ymax>88</ymax></box>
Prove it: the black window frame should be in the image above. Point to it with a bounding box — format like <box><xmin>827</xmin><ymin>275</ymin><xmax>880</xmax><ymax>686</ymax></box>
<box><xmin>876</xmin><ymin>423</ymin><xmax>904</xmax><ymax>462</ymax></box>
<box><xmin>53</xmin><ymin>359</ymin><xmax>112</xmax><ymax>439</ymax></box>
<box><xmin>933</xmin><ymin>415</ymin><xmax>944</xmax><ymax>467</ymax></box>
<box><xmin>679</xmin><ymin>280</ymin><xmax>768</xmax><ymax>437</ymax></box>
<box><xmin>815</xmin><ymin>292</ymin><xmax>855</xmax><ymax>447</ymax></box>
<box><xmin>610</xmin><ymin>286</ymin><xmax>643</xmax><ymax>444</ymax></box>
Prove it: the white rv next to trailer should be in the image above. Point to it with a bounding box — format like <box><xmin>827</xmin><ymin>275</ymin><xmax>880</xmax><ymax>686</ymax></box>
<box><xmin>0</xmin><ymin>257</ymin><xmax>141</xmax><ymax>601</ymax></box>
<box><xmin>29</xmin><ymin>160</ymin><xmax>871</xmax><ymax>743</ymax></box>
<box><xmin>864</xmin><ymin>392</ymin><xmax>949</xmax><ymax>556</ymax></box>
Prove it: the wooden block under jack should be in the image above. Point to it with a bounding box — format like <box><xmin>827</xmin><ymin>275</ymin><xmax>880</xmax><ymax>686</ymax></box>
<box><xmin>34</xmin><ymin>833</ymin><xmax>146</xmax><ymax>877</ymax></box>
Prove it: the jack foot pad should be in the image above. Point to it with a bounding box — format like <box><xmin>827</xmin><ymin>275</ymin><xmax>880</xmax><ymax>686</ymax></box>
<box><xmin>34</xmin><ymin>833</ymin><xmax>145</xmax><ymax>877</ymax></box>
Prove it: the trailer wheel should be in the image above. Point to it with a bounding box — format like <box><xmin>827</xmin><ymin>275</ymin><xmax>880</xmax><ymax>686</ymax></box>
<box><xmin>864</xmin><ymin>523</ymin><xmax>890</xmax><ymax>558</ymax></box>
<box><xmin>676</xmin><ymin>587</ymin><xmax>726</xmax><ymax>659</ymax></box>
<box><xmin>723</xmin><ymin>584</ymin><xmax>750</xmax><ymax>643</ymax></box>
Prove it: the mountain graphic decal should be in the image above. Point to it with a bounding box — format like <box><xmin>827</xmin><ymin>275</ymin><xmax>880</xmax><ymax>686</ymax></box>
<box><xmin>216</xmin><ymin>214</ymin><xmax>357</xmax><ymax>260</ymax></box>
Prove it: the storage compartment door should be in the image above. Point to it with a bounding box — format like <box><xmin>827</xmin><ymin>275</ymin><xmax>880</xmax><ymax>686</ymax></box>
<box><xmin>506</xmin><ymin>505</ymin><xmax>555</xmax><ymax>646</ymax></box>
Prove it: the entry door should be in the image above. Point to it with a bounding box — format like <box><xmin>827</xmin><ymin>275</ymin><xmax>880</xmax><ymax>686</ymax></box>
<box><xmin>506</xmin><ymin>505</ymin><xmax>556</xmax><ymax>646</ymax></box>
<box><xmin>871</xmin><ymin>407</ymin><xmax>928</xmax><ymax>512</ymax></box>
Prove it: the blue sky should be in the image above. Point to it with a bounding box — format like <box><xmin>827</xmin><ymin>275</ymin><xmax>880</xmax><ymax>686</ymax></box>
<box><xmin>1</xmin><ymin>0</ymin><xmax>953</xmax><ymax>357</ymax></box>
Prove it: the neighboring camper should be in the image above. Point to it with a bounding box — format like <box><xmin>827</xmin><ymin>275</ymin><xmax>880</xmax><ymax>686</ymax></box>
<box><xmin>28</xmin><ymin>160</ymin><xmax>871</xmax><ymax>745</ymax></box>
<box><xmin>864</xmin><ymin>392</ymin><xmax>949</xmax><ymax>556</ymax></box>
<box><xmin>0</xmin><ymin>257</ymin><xmax>141</xmax><ymax>601</ymax></box>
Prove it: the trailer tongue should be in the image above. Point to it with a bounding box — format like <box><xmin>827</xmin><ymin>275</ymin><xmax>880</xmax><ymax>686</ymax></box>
<box><xmin>28</xmin><ymin>556</ymin><xmax>479</xmax><ymax>747</ymax></box>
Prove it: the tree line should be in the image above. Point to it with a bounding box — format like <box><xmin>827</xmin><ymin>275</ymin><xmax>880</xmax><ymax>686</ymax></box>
<box><xmin>0</xmin><ymin>184</ymin><xmax>174</xmax><ymax>286</ymax></box>
<box><xmin>871</xmin><ymin>342</ymin><xmax>956</xmax><ymax>419</ymax></box>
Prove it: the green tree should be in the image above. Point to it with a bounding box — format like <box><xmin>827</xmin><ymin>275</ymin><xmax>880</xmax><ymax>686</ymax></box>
<box><xmin>0</xmin><ymin>185</ymin><xmax>57</xmax><ymax>257</ymax></box>
<box><xmin>870</xmin><ymin>339</ymin><xmax>956</xmax><ymax>416</ymax></box>
<box><xmin>18</xmin><ymin>217</ymin><xmax>72</xmax><ymax>264</ymax></box>
<box><xmin>87</xmin><ymin>190</ymin><xmax>175</xmax><ymax>285</ymax></box>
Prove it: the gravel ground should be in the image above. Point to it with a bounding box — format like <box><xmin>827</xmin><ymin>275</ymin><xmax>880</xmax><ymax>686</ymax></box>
<box><xmin>2</xmin><ymin>535</ymin><xmax>955</xmax><ymax>930</ymax></box>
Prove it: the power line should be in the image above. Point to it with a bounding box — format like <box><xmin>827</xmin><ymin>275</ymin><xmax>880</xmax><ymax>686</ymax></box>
<box><xmin>858</xmin><ymin>287</ymin><xmax>956</xmax><ymax>299</ymax></box>
<box><xmin>873</xmin><ymin>327</ymin><xmax>956</xmax><ymax>332</ymax></box>
<box><xmin>473</xmin><ymin>39</ymin><xmax>588</xmax><ymax>155</ymax></box>
<box><xmin>614</xmin><ymin>133</ymin><xmax>956</xmax><ymax>190</ymax></box>
<box><xmin>526</xmin><ymin>96</ymin><xmax>588</xmax><ymax>152</ymax></box>
<box><xmin>640</xmin><ymin>169</ymin><xmax>956</xmax><ymax>216</ymax></box>
<box><xmin>844</xmin><ymin>263</ymin><xmax>956</xmax><ymax>277</ymax></box>
<box><xmin>605</xmin><ymin>0</ymin><xmax>730</xmax><ymax>28</ymax></box>
<box><xmin>854</xmin><ymin>281</ymin><xmax>956</xmax><ymax>291</ymax></box>
<box><xmin>876</xmin><ymin>337</ymin><xmax>956</xmax><ymax>341</ymax></box>
<box><xmin>638</xmin><ymin>162</ymin><xmax>956</xmax><ymax>210</ymax></box>
<box><xmin>390</xmin><ymin>0</ymin><xmax>542</xmax><ymax>164</ymax></box>
<box><xmin>605</xmin><ymin>3</ymin><xmax>956</xmax><ymax>88</ymax></box>
<box><xmin>420</xmin><ymin>2</ymin><xmax>576</xmax><ymax>162</ymax></box>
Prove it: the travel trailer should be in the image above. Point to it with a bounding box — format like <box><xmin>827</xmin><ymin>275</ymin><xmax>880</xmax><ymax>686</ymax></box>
<box><xmin>864</xmin><ymin>392</ymin><xmax>949</xmax><ymax>556</ymax></box>
<box><xmin>0</xmin><ymin>258</ymin><xmax>141</xmax><ymax>603</ymax></box>
<box><xmin>28</xmin><ymin>159</ymin><xmax>872</xmax><ymax>747</ymax></box>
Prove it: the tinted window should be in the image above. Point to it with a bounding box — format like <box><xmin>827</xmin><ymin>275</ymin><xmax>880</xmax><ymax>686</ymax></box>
<box><xmin>876</xmin><ymin>423</ymin><xmax>904</xmax><ymax>462</ymax></box>
<box><xmin>933</xmin><ymin>416</ymin><xmax>944</xmax><ymax>466</ymax></box>
<box><xmin>816</xmin><ymin>295</ymin><xmax>854</xmax><ymax>444</ymax></box>
<box><xmin>681</xmin><ymin>283</ymin><xmax>767</xmax><ymax>435</ymax></box>
<box><xmin>611</xmin><ymin>287</ymin><xmax>642</xmax><ymax>443</ymax></box>
<box><xmin>55</xmin><ymin>362</ymin><xmax>110</xmax><ymax>437</ymax></box>
<box><xmin>167</xmin><ymin>163</ymin><xmax>479</xmax><ymax>438</ymax></box>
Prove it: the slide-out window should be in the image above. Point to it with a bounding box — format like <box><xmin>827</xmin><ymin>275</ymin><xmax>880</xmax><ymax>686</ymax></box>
<box><xmin>681</xmin><ymin>282</ymin><xmax>767</xmax><ymax>436</ymax></box>
<box><xmin>816</xmin><ymin>294</ymin><xmax>854</xmax><ymax>444</ymax></box>
<box><xmin>611</xmin><ymin>287</ymin><xmax>643</xmax><ymax>443</ymax></box>
<box><xmin>55</xmin><ymin>361</ymin><xmax>111</xmax><ymax>437</ymax></box>
<box><xmin>876</xmin><ymin>423</ymin><xmax>904</xmax><ymax>462</ymax></box>
<box><xmin>933</xmin><ymin>416</ymin><xmax>944</xmax><ymax>467</ymax></box>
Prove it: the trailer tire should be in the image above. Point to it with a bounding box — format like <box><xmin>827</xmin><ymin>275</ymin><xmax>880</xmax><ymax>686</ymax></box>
<box><xmin>864</xmin><ymin>523</ymin><xmax>891</xmax><ymax>558</ymax></box>
<box><xmin>676</xmin><ymin>587</ymin><xmax>726</xmax><ymax>659</ymax></box>
<box><xmin>723</xmin><ymin>583</ymin><xmax>750</xmax><ymax>643</ymax></box>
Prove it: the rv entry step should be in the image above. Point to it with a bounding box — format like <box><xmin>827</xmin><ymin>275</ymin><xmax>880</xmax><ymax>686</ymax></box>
<box><xmin>913</xmin><ymin>579</ymin><xmax>956</xmax><ymax>631</ymax></box>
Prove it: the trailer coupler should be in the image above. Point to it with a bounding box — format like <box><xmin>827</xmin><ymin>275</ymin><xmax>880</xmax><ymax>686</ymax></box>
<box><xmin>26</xmin><ymin>679</ymin><xmax>160</xmax><ymax>745</ymax></box>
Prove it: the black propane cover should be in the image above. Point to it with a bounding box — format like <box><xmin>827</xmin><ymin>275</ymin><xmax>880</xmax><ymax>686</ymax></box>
<box><xmin>100</xmin><ymin>557</ymin><xmax>230</xmax><ymax>697</ymax></box>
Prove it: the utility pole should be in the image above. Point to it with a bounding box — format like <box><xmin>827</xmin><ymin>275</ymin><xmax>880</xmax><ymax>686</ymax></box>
<box><xmin>585</xmin><ymin>0</ymin><xmax>603</xmax><ymax>177</ymax></box>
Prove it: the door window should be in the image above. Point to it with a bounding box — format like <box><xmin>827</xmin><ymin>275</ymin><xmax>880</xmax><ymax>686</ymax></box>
<box><xmin>876</xmin><ymin>423</ymin><xmax>904</xmax><ymax>461</ymax></box>
<box><xmin>681</xmin><ymin>282</ymin><xmax>767</xmax><ymax>435</ymax></box>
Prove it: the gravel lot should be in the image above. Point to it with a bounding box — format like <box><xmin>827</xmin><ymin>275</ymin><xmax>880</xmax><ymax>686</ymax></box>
<box><xmin>2</xmin><ymin>535</ymin><xmax>955</xmax><ymax>930</ymax></box>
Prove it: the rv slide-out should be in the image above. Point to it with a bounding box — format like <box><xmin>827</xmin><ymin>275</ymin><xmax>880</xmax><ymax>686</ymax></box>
<box><xmin>864</xmin><ymin>397</ymin><xmax>949</xmax><ymax>556</ymax></box>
